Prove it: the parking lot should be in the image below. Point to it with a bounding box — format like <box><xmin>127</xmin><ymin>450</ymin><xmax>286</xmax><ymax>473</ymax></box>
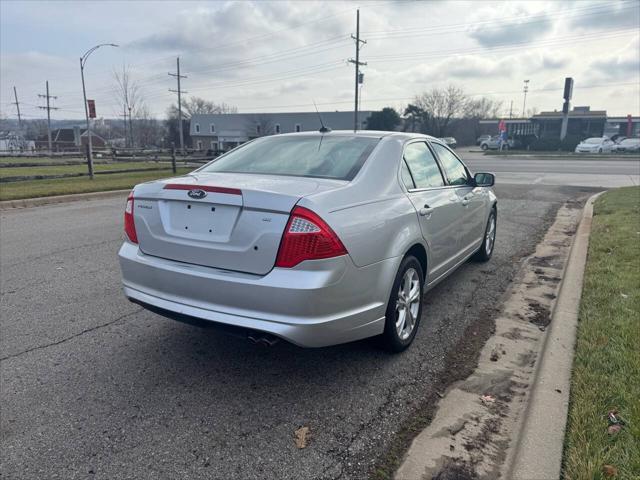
<box><xmin>1</xmin><ymin>160</ymin><xmax>609</xmax><ymax>480</ymax></box>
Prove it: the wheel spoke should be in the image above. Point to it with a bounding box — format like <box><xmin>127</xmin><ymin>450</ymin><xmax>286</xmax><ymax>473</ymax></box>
<box><xmin>408</xmin><ymin>283</ymin><xmax>420</xmax><ymax>303</ymax></box>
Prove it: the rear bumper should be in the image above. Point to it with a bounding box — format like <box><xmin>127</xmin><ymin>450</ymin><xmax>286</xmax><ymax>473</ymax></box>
<box><xmin>118</xmin><ymin>242</ymin><xmax>399</xmax><ymax>347</ymax></box>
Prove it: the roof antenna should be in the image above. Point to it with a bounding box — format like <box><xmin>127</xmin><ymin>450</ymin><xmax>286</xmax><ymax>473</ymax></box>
<box><xmin>313</xmin><ymin>100</ymin><xmax>331</xmax><ymax>133</ymax></box>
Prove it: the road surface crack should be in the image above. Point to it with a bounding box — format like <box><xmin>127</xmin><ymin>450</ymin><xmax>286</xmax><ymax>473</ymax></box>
<box><xmin>0</xmin><ymin>308</ymin><xmax>142</xmax><ymax>362</ymax></box>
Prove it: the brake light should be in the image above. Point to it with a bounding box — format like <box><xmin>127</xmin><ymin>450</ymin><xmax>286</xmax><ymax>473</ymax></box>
<box><xmin>275</xmin><ymin>206</ymin><xmax>347</xmax><ymax>268</ymax></box>
<box><xmin>124</xmin><ymin>192</ymin><xmax>138</xmax><ymax>244</ymax></box>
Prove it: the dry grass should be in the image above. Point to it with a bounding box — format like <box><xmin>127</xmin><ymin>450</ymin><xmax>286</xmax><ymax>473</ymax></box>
<box><xmin>0</xmin><ymin>168</ymin><xmax>192</xmax><ymax>201</ymax></box>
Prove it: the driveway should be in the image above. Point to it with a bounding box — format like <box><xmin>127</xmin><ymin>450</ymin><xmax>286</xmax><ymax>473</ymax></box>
<box><xmin>0</xmin><ymin>184</ymin><xmax>598</xmax><ymax>479</ymax></box>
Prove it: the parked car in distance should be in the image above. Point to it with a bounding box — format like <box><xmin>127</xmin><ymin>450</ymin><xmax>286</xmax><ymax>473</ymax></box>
<box><xmin>440</xmin><ymin>137</ymin><xmax>457</xmax><ymax>149</ymax></box>
<box><xmin>119</xmin><ymin>131</ymin><xmax>497</xmax><ymax>352</ymax></box>
<box><xmin>612</xmin><ymin>137</ymin><xmax>640</xmax><ymax>153</ymax></box>
<box><xmin>480</xmin><ymin>135</ymin><xmax>519</xmax><ymax>150</ymax></box>
<box><xmin>476</xmin><ymin>134</ymin><xmax>491</xmax><ymax>145</ymax></box>
<box><xmin>574</xmin><ymin>137</ymin><xmax>615</xmax><ymax>153</ymax></box>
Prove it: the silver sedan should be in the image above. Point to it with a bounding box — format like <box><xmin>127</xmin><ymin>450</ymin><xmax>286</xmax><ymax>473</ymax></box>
<box><xmin>119</xmin><ymin>131</ymin><xmax>497</xmax><ymax>352</ymax></box>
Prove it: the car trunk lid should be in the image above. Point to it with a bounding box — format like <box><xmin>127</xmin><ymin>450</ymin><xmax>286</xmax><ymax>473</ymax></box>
<box><xmin>131</xmin><ymin>172</ymin><xmax>346</xmax><ymax>275</ymax></box>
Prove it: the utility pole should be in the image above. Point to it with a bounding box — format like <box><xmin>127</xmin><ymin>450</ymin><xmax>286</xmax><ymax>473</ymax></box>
<box><xmin>348</xmin><ymin>9</ymin><xmax>366</xmax><ymax>131</ymax></box>
<box><xmin>128</xmin><ymin>105</ymin><xmax>134</xmax><ymax>148</ymax></box>
<box><xmin>522</xmin><ymin>79</ymin><xmax>530</xmax><ymax>118</ymax></box>
<box><xmin>38</xmin><ymin>81</ymin><xmax>58</xmax><ymax>154</ymax></box>
<box><xmin>120</xmin><ymin>105</ymin><xmax>128</xmax><ymax>148</ymax></box>
<box><xmin>12</xmin><ymin>86</ymin><xmax>22</xmax><ymax>129</ymax></box>
<box><xmin>169</xmin><ymin>57</ymin><xmax>187</xmax><ymax>155</ymax></box>
<box><xmin>509</xmin><ymin>100</ymin><xmax>513</xmax><ymax>119</ymax></box>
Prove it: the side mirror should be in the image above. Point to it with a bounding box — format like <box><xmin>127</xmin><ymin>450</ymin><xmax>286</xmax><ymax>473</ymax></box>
<box><xmin>474</xmin><ymin>172</ymin><xmax>495</xmax><ymax>187</ymax></box>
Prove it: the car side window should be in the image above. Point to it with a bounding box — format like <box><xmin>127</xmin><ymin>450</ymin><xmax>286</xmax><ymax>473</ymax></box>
<box><xmin>403</xmin><ymin>142</ymin><xmax>445</xmax><ymax>189</ymax></box>
<box><xmin>401</xmin><ymin>160</ymin><xmax>415</xmax><ymax>189</ymax></box>
<box><xmin>431</xmin><ymin>143</ymin><xmax>469</xmax><ymax>186</ymax></box>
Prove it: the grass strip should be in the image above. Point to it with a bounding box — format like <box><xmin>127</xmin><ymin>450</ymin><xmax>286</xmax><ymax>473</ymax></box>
<box><xmin>563</xmin><ymin>186</ymin><xmax>640</xmax><ymax>479</ymax></box>
<box><xmin>0</xmin><ymin>168</ymin><xmax>192</xmax><ymax>201</ymax></box>
<box><xmin>0</xmin><ymin>161</ymin><xmax>174</xmax><ymax>179</ymax></box>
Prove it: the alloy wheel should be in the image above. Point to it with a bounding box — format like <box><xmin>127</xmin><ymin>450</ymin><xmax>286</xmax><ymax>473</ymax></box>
<box><xmin>486</xmin><ymin>214</ymin><xmax>496</xmax><ymax>255</ymax></box>
<box><xmin>395</xmin><ymin>268</ymin><xmax>421</xmax><ymax>340</ymax></box>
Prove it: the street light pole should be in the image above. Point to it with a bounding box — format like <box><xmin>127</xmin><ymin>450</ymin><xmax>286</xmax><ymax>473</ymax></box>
<box><xmin>80</xmin><ymin>43</ymin><xmax>118</xmax><ymax>179</ymax></box>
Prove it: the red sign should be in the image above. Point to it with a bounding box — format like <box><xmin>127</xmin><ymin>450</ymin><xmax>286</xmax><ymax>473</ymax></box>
<box><xmin>627</xmin><ymin>114</ymin><xmax>633</xmax><ymax>137</ymax></box>
<box><xmin>87</xmin><ymin>99</ymin><xmax>96</xmax><ymax>119</ymax></box>
<box><xmin>498</xmin><ymin>119</ymin><xmax>506</xmax><ymax>133</ymax></box>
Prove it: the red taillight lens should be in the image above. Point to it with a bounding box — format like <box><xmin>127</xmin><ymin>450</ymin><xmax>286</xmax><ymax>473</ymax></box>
<box><xmin>124</xmin><ymin>192</ymin><xmax>138</xmax><ymax>244</ymax></box>
<box><xmin>275</xmin><ymin>206</ymin><xmax>347</xmax><ymax>268</ymax></box>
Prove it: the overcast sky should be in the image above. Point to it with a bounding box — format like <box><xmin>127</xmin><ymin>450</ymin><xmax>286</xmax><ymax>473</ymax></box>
<box><xmin>1</xmin><ymin>0</ymin><xmax>639</xmax><ymax>121</ymax></box>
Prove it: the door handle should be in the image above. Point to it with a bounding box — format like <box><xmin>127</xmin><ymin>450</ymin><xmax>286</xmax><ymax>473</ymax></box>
<box><xmin>419</xmin><ymin>205</ymin><xmax>434</xmax><ymax>216</ymax></box>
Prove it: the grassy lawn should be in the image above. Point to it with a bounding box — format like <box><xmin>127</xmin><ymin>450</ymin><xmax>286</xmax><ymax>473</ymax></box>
<box><xmin>0</xmin><ymin>168</ymin><xmax>193</xmax><ymax>201</ymax></box>
<box><xmin>0</xmin><ymin>161</ymin><xmax>173</xmax><ymax>179</ymax></box>
<box><xmin>563</xmin><ymin>186</ymin><xmax>640</xmax><ymax>479</ymax></box>
<box><xmin>0</xmin><ymin>156</ymin><xmax>86</xmax><ymax>165</ymax></box>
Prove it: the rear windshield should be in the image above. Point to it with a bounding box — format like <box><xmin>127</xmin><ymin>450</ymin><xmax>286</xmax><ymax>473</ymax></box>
<box><xmin>198</xmin><ymin>135</ymin><xmax>379</xmax><ymax>180</ymax></box>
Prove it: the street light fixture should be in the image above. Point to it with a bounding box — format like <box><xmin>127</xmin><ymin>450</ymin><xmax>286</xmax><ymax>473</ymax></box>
<box><xmin>80</xmin><ymin>43</ymin><xmax>118</xmax><ymax>179</ymax></box>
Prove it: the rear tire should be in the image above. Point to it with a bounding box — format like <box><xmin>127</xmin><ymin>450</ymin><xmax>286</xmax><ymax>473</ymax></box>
<box><xmin>380</xmin><ymin>256</ymin><xmax>424</xmax><ymax>352</ymax></box>
<box><xmin>481</xmin><ymin>144</ymin><xmax>489</xmax><ymax>151</ymax></box>
<box><xmin>473</xmin><ymin>208</ymin><xmax>497</xmax><ymax>262</ymax></box>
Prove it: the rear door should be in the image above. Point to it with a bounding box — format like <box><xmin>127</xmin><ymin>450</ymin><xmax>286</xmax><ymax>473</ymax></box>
<box><xmin>430</xmin><ymin>142</ymin><xmax>485</xmax><ymax>256</ymax></box>
<box><xmin>401</xmin><ymin>141</ymin><xmax>462</xmax><ymax>278</ymax></box>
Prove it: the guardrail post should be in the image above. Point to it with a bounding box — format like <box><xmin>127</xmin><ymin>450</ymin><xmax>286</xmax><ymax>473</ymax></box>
<box><xmin>86</xmin><ymin>143</ymin><xmax>94</xmax><ymax>179</ymax></box>
<box><xmin>171</xmin><ymin>142</ymin><xmax>177</xmax><ymax>174</ymax></box>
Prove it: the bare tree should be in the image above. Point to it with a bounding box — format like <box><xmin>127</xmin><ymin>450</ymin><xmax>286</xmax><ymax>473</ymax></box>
<box><xmin>167</xmin><ymin>96</ymin><xmax>237</xmax><ymax>120</ymax></box>
<box><xmin>133</xmin><ymin>104</ymin><xmax>165</xmax><ymax>148</ymax></box>
<box><xmin>463</xmin><ymin>97</ymin><xmax>503</xmax><ymax>120</ymax></box>
<box><xmin>113</xmin><ymin>65</ymin><xmax>141</xmax><ymax>147</ymax></box>
<box><xmin>413</xmin><ymin>85</ymin><xmax>467</xmax><ymax>137</ymax></box>
<box><xmin>246</xmin><ymin>114</ymin><xmax>274</xmax><ymax>138</ymax></box>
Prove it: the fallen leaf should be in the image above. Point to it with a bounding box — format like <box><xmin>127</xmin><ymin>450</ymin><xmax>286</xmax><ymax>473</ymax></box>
<box><xmin>294</xmin><ymin>426</ymin><xmax>310</xmax><ymax>449</ymax></box>
<box><xmin>602</xmin><ymin>464</ymin><xmax>618</xmax><ymax>477</ymax></box>
<box><xmin>608</xmin><ymin>424</ymin><xmax>622</xmax><ymax>435</ymax></box>
<box><xmin>481</xmin><ymin>394</ymin><xmax>495</xmax><ymax>405</ymax></box>
<box><xmin>620</xmin><ymin>293</ymin><xmax>628</xmax><ymax>299</ymax></box>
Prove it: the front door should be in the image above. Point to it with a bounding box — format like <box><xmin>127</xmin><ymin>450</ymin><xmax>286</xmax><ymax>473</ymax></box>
<box><xmin>430</xmin><ymin>142</ymin><xmax>485</xmax><ymax>256</ymax></box>
<box><xmin>401</xmin><ymin>141</ymin><xmax>463</xmax><ymax>279</ymax></box>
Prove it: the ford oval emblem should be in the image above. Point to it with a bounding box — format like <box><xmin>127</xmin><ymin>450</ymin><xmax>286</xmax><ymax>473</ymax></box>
<box><xmin>187</xmin><ymin>189</ymin><xmax>206</xmax><ymax>199</ymax></box>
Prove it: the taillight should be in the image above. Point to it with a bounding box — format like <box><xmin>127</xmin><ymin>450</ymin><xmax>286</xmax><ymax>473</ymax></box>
<box><xmin>275</xmin><ymin>206</ymin><xmax>347</xmax><ymax>268</ymax></box>
<box><xmin>124</xmin><ymin>192</ymin><xmax>138</xmax><ymax>244</ymax></box>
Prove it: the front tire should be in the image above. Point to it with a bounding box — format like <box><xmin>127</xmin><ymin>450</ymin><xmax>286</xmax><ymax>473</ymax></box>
<box><xmin>380</xmin><ymin>256</ymin><xmax>424</xmax><ymax>352</ymax></box>
<box><xmin>473</xmin><ymin>208</ymin><xmax>497</xmax><ymax>262</ymax></box>
<box><xmin>481</xmin><ymin>144</ymin><xmax>489</xmax><ymax>151</ymax></box>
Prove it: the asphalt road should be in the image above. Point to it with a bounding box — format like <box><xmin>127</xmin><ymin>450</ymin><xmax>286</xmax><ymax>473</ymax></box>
<box><xmin>460</xmin><ymin>151</ymin><xmax>639</xmax><ymax>188</ymax></box>
<box><xmin>1</xmin><ymin>183</ymin><xmax>600</xmax><ymax>480</ymax></box>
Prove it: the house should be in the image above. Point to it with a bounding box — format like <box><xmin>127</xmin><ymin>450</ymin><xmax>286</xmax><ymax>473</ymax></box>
<box><xmin>189</xmin><ymin>111</ymin><xmax>373</xmax><ymax>151</ymax></box>
<box><xmin>35</xmin><ymin>127</ymin><xmax>107</xmax><ymax>151</ymax></box>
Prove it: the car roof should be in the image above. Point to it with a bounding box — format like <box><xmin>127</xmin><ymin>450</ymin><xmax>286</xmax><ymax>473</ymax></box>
<box><xmin>275</xmin><ymin>130</ymin><xmax>440</xmax><ymax>142</ymax></box>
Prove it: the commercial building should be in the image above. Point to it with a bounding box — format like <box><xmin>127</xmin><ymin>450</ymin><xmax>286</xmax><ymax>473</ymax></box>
<box><xmin>189</xmin><ymin>111</ymin><xmax>372</xmax><ymax>151</ymax></box>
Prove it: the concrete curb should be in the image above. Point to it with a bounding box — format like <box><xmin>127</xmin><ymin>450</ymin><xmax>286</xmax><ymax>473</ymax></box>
<box><xmin>0</xmin><ymin>189</ymin><xmax>130</xmax><ymax>211</ymax></box>
<box><xmin>505</xmin><ymin>191</ymin><xmax>605</xmax><ymax>480</ymax></box>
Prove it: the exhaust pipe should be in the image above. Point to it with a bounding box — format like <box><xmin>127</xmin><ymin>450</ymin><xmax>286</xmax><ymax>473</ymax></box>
<box><xmin>247</xmin><ymin>331</ymin><xmax>280</xmax><ymax>347</ymax></box>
